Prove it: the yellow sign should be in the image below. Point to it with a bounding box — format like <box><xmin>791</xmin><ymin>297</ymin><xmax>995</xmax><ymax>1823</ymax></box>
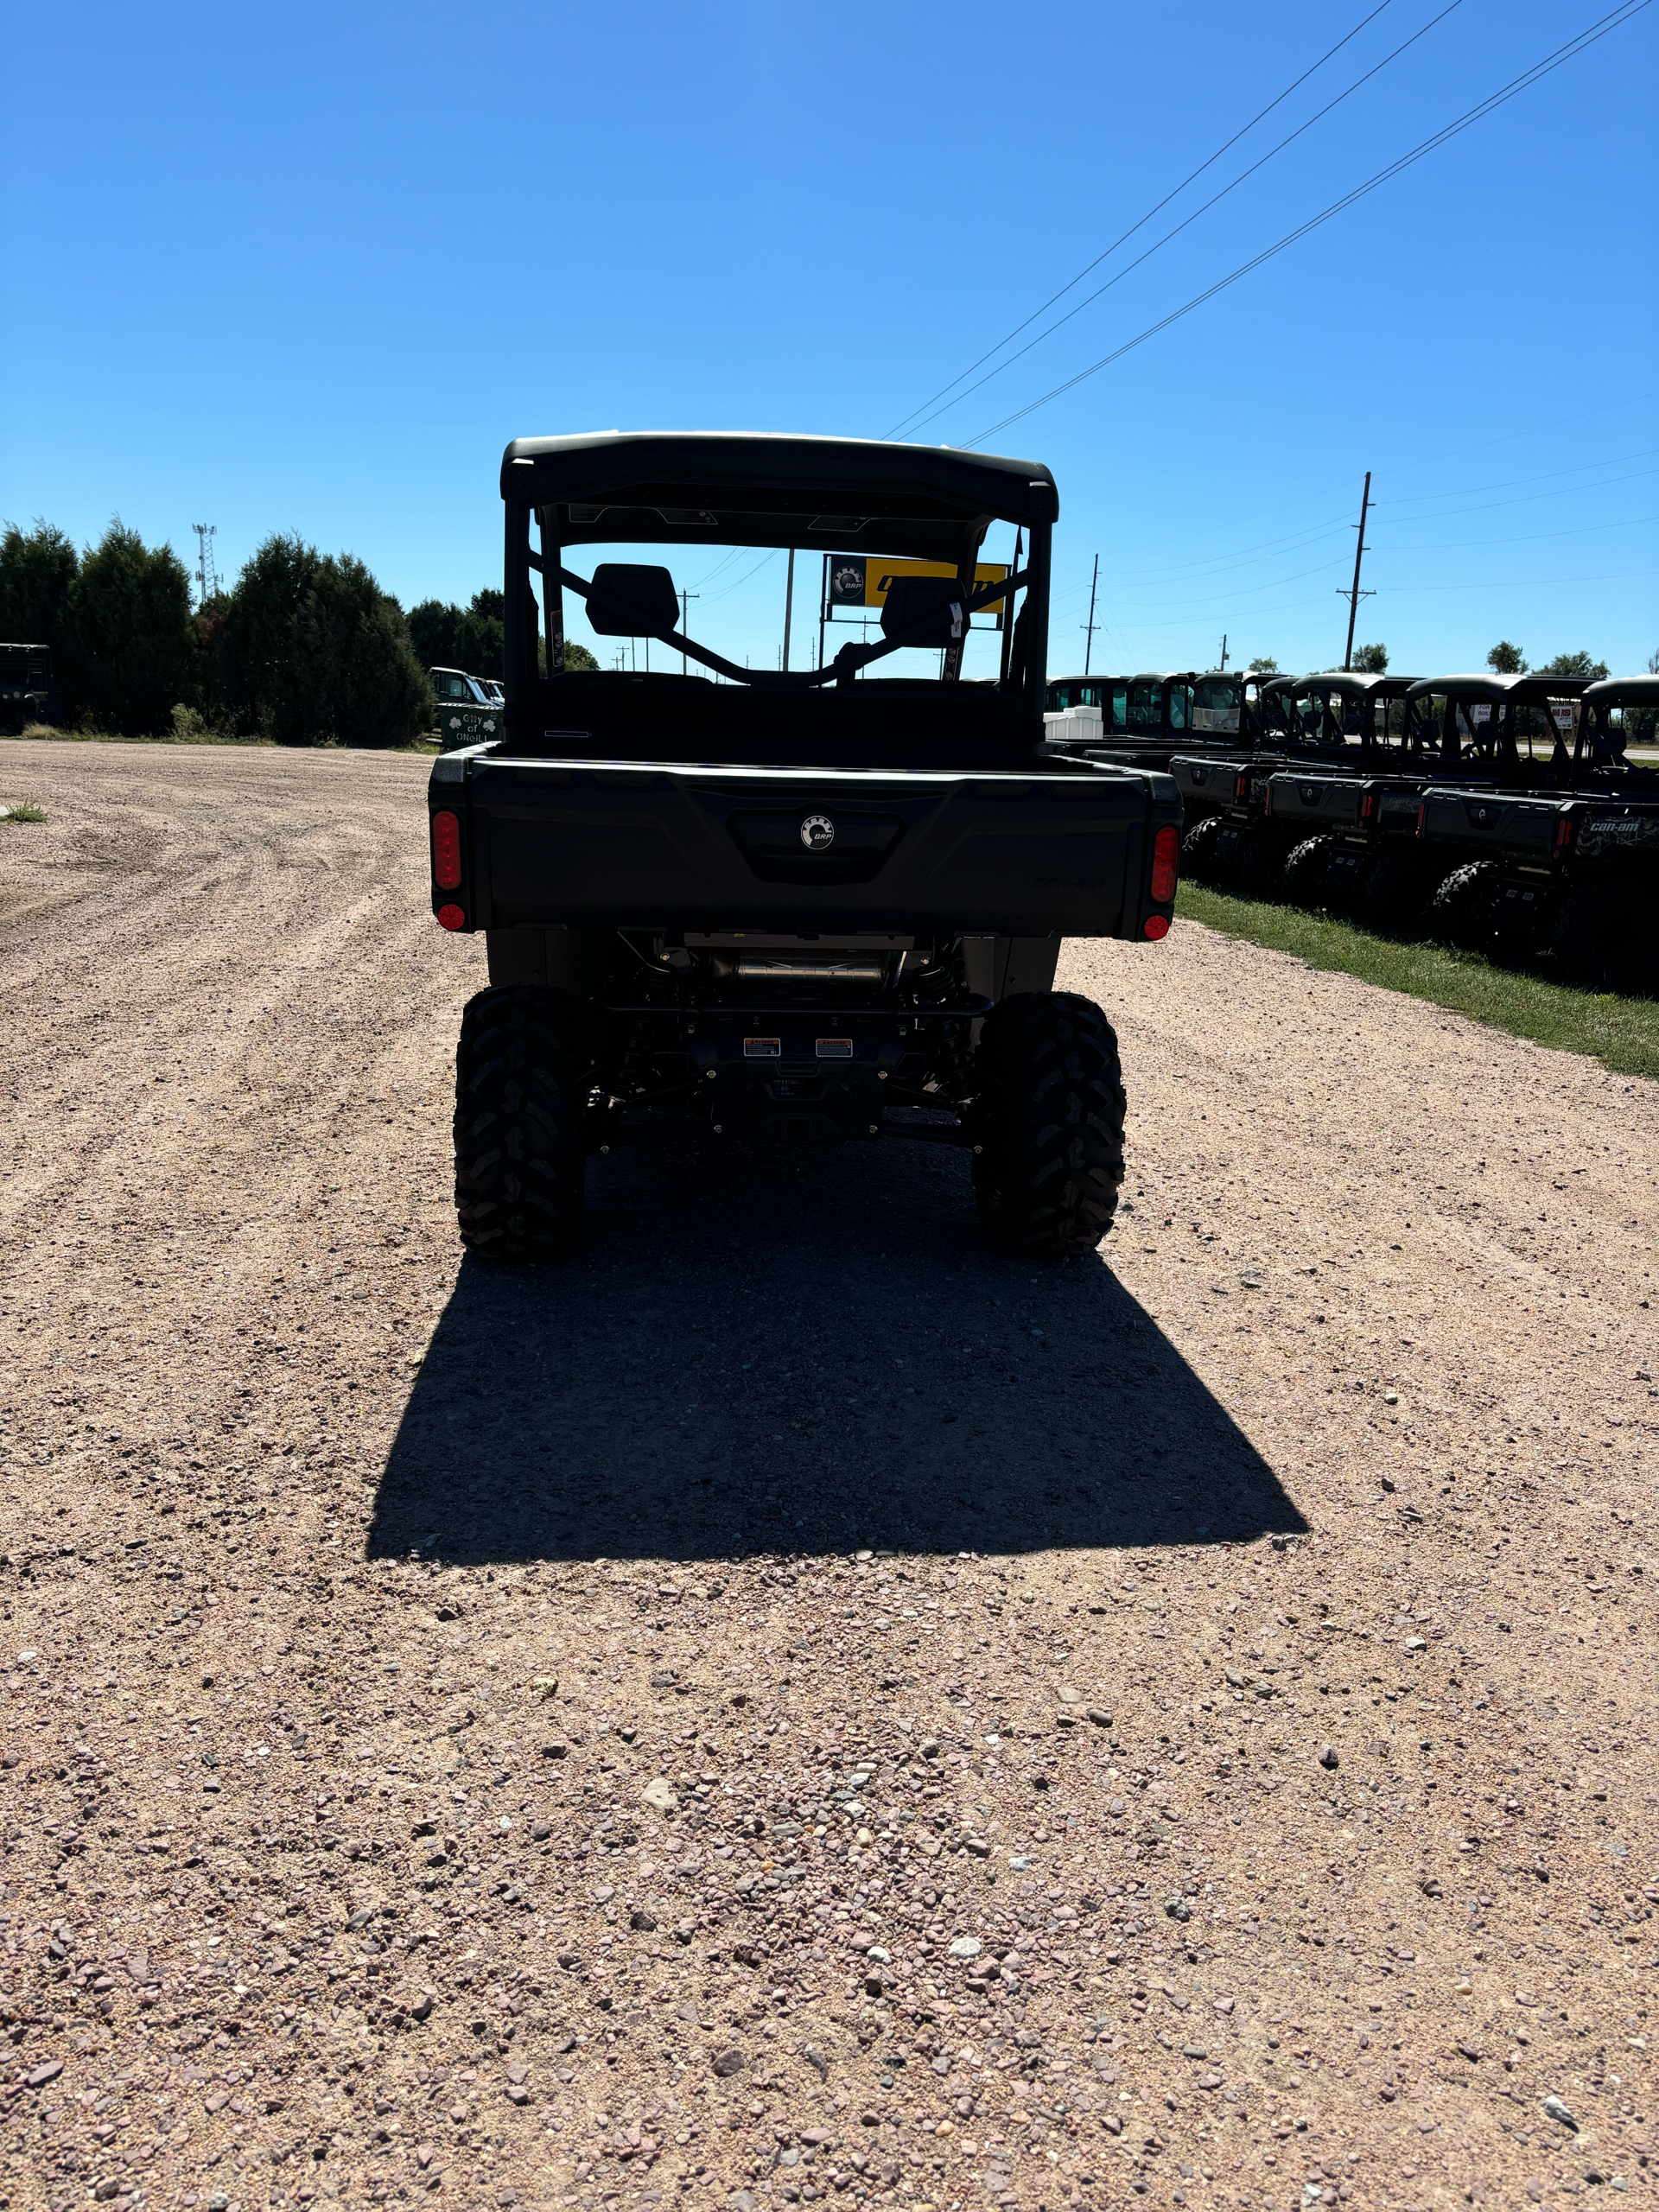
<box><xmin>829</xmin><ymin>556</ymin><xmax>1009</xmax><ymax>626</ymax></box>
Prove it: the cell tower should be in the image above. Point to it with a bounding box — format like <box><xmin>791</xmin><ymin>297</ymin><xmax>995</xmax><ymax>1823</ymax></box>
<box><xmin>192</xmin><ymin>524</ymin><xmax>219</xmax><ymax>607</ymax></box>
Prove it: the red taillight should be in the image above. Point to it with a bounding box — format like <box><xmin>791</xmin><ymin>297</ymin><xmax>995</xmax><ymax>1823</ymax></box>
<box><xmin>1150</xmin><ymin>823</ymin><xmax>1179</xmax><ymax>903</ymax></box>
<box><xmin>1554</xmin><ymin>814</ymin><xmax>1574</xmax><ymax>852</ymax></box>
<box><xmin>1235</xmin><ymin>771</ymin><xmax>1250</xmax><ymax>804</ymax></box>
<box><xmin>1414</xmin><ymin>800</ymin><xmax>1427</xmax><ymax>837</ymax></box>
<box><xmin>1359</xmin><ymin>791</ymin><xmax>1376</xmax><ymax>825</ymax></box>
<box><xmin>1144</xmin><ymin>913</ymin><xmax>1170</xmax><ymax>941</ymax></box>
<box><xmin>431</xmin><ymin>810</ymin><xmax>462</xmax><ymax>889</ymax></box>
<box><xmin>436</xmin><ymin>903</ymin><xmax>467</xmax><ymax>931</ymax></box>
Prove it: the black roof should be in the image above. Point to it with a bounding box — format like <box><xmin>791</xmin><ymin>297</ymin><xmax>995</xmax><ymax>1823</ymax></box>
<box><xmin>499</xmin><ymin>430</ymin><xmax>1058</xmax><ymax>563</ymax></box>
<box><xmin>1406</xmin><ymin>673</ymin><xmax>1591</xmax><ymax>702</ymax></box>
<box><xmin>1294</xmin><ymin>671</ymin><xmax>1419</xmax><ymax>697</ymax></box>
<box><xmin>1583</xmin><ymin>674</ymin><xmax>1659</xmax><ymax>707</ymax></box>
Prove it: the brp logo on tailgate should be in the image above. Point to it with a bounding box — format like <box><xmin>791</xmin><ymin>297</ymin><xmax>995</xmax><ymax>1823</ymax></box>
<box><xmin>799</xmin><ymin>813</ymin><xmax>836</xmax><ymax>851</ymax></box>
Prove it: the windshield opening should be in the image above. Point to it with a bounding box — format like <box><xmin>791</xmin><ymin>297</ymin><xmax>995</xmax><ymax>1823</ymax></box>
<box><xmin>1191</xmin><ymin>677</ymin><xmax>1240</xmax><ymax>734</ymax></box>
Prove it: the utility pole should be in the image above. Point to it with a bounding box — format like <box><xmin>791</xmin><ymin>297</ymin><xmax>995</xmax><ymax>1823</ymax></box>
<box><xmin>1081</xmin><ymin>553</ymin><xmax>1100</xmax><ymax>677</ymax></box>
<box><xmin>1341</xmin><ymin>471</ymin><xmax>1375</xmax><ymax>671</ymax></box>
<box><xmin>192</xmin><ymin>523</ymin><xmax>218</xmax><ymax>608</ymax></box>
<box><xmin>677</xmin><ymin>588</ymin><xmax>699</xmax><ymax>677</ymax></box>
<box><xmin>782</xmin><ymin>548</ymin><xmax>796</xmax><ymax>671</ymax></box>
<box><xmin>1217</xmin><ymin>632</ymin><xmax>1229</xmax><ymax>671</ymax></box>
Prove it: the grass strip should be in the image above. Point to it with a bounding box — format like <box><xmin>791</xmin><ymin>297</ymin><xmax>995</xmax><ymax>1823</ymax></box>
<box><xmin>1176</xmin><ymin>880</ymin><xmax>1659</xmax><ymax>1083</ymax></box>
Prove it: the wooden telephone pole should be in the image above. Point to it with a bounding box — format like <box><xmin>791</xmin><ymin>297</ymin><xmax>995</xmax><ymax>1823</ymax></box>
<box><xmin>1341</xmin><ymin>471</ymin><xmax>1374</xmax><ymax>671</ymax></box>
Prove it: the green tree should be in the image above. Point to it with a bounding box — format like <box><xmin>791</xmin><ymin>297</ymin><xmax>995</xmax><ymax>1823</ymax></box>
<box><xmin>408</xmin><ymin>589</ymin><xmax>595</xmax><ymax>678</ymax></box>
<box><xmin>1535</xmin><ymin>650</ymin><xmax>1609</xmax><ymax>681</ymax></box>
<box><xmin>1351</xmin><ymin>642</ymin><xmax>1388</xmax><ymax>673</ymax></box>
<box><xmin>66</xmin><ymin>521</ymin><xmax>198</xmax><ymax>734</ymax></box>
<box><xmin>218</xmin><ymin>534</ymin><xmax>431</xmax><ymax>747</ymax></box>
<box><xmin>1486</xmin><ymin>640</ymin><xmax>1527</xmax><ymax>673</ymax></box>
<box><xmin>0</xmin><ymin>520</ymin><xmax>79</xmax><ymax>658</ymax></box>
<box><xmin>1248</xmin><ymin>655</ymin><xmax>1279</xmax><ymax>673</ymax></box>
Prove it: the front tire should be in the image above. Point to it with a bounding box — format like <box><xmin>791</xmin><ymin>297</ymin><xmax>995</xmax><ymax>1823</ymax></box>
<box><xmin>1282</xmin><ymin>834</ymin><xmax>1335</xmax><ymax>910</ymax></box>
<box><xmin>972</xmin><ymin>993</ymin><xmax>1126</xmax><ymax>1261</ymax></box>
<box><xmin>1428</xmin><ymin>861</ymin><xmax>1500</xmax><ymax>951</ymax></box>
<box><xmin>454</xmin><ymin>985</ymin><xmax>588</xmax><ymax>1261</ymax></box>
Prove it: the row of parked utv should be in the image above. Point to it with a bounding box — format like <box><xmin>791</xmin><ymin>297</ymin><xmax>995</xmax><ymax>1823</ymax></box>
<box><xmin>1040</xmin><ymin>667</ymin><xmax>1659</xmax><ymax>996</ymax></box>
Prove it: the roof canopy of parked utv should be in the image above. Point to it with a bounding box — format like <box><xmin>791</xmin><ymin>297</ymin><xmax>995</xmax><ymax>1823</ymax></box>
<box><xmin>1300</xmin><ymin>671</ymin><xmax>1417</xmax><ymax>698</ymax></box>
<box><xmin>1406</xmin><ymin>673</ymin><xmax>1592</xmax><ymax>704</ymax></box>
<box><xmin>1583</xmin><ymin>674</ymin><xmax>1659</xmax><ymax>709</ymax></box>
<box><xmin>499</xmin><ymin>430</ymin><xmax>1059</xmax><ymax>564</ymax></box>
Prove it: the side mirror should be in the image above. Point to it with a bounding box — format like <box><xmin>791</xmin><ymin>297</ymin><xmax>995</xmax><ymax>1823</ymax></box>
<box><xmin>586</xmin><ymin>563</ymin><xmax>679</xmax><ymax>638</ymax></box>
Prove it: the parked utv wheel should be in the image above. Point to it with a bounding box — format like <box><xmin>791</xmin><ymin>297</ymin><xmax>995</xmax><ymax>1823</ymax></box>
<box><xmin>454</xmin><ymin>985</ymin><xmax>588</xmax><ymax>1261</ymax></box>
<box><xmin>972</xmin><ymin>993</ymin><xmax>1126</xmax><ymax>1261</ymax></box>
<box><xmin>1181</xmin><ymin>814</ymin><xmax>1224</xmax><ymax>885</ymax></box>
<box><xmin>1356</xmin><ymin>851</ymin><xmax>1430</xmax><ymax>936</ymax></box>
<box><xmin>1282</xmin><ymin>835</ymin><xmax>1335</xmax><ymax>910</ymax></box>
<box><xmin>1553</xmin><ymin>883</ymin><xmax>1658</xmax><ymax>996</ymax></box>
<box><xmin>1428</xmin><ymin>861</ymin><xmax>1501</xmax><ymax>951</ymax></box>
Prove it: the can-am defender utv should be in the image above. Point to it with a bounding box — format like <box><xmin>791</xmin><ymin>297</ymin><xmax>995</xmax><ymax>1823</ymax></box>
<box><xmin>427</xmin><ymin>432</ymin><xmax>1180</xmax><ymax>1261</ymax></box>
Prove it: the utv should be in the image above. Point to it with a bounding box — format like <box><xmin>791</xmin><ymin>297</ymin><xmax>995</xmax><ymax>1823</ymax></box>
<box><xmin>1172</xmin><ymin>674</ymin><xmax>1389</xmax><ymax>892</ymax></box>
<box><xmin>0</xmin><ymin>642</ymin><xmax>57</xmax><ymax>732</ymax></box>
<box><xmin>428</xmin><ymin>432</ymin><xmax>1181</xmax><ymax>1261</ymax></box>
<box><xmin>1043</xmin><ymin>669</ymin><xmax>1284</xmax><ymax>772</ymax></box>
<box><xmin>1414</xmin><ymin>674</ymin><xmax>1659</xmax><ymax>987</ymax></box>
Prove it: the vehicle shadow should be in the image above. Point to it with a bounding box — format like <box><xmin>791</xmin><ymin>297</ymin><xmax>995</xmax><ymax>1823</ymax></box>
<box><xmin>368</xmin><ymin>1137</ymin><xmax>1304</xmax><ymax>1565</ymax></box>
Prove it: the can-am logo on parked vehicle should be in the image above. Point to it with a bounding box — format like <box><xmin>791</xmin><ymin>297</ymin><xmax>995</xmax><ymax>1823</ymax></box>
<box><xmin>799</xmin><ymin>813</ymin><xmax>836</xmax><ymax>851</ymax></box>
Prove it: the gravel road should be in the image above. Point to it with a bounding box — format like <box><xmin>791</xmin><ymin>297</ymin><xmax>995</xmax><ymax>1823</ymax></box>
<box><xmin>1</xmin><ymin>739</ymin><xmax>1655</xmax><ymax>2212</ymax></box>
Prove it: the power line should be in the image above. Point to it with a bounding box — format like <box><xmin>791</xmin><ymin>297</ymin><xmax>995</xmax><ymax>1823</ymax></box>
<box><xmin>895</xmin><ymin>0</ymin><xmax>1466</xmax><ymax>441</ymax></box>
<box><xmin>1372</xmin><ymin>444</ymin><xmax>1659</xmax><ymax>506</ymax></box>
<box><xmin>1373</xmin><ymin>465</ymin><xmax>1659</xmax><ymax>525</ymax></box>
<box><xmin>1379</xmin><ymin>513</ymin><xmax>1659</xmax><ymax>551</ymax></box>
<box><xmin>885</xmin><ymin>0</ymin><xmax>1401</xmax><ymax>438</ymax></box>
<box><xmin>965</xmin><ymin>0</ymin><xmax>1653</xmax><ymax>449</ymax></box>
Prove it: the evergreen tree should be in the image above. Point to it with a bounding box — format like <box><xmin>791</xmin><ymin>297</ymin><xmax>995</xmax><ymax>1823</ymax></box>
<box><xmin>219</xmin><ymin>534</ymin><xmax>431</xmax><ymax>747</ymax></box>
<box><xmin>66</xmin><ymin>521</ymin><xmax>197</xmax><ymax>734</ymax></box>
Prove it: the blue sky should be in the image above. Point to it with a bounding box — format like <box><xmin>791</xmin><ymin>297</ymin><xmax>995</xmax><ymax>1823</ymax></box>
<box><xmin>3</xmin><ymin>0</ymin><xmax>1655</xmax><ymax>681</ymax></box>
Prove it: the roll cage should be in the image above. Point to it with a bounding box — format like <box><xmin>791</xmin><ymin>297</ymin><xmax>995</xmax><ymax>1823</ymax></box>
<box><xmin>497</xmin><ymin>431</ymin><xmax>1058</xmax><ymax>768</ymax></box>
<box><xmin>1402</xmin><ymin>672</ymin><xmax>1593</xmax><ymax>775</ymax></box>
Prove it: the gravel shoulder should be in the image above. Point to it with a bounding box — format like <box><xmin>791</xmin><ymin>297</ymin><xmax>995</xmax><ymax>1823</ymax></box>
<box><xmin>1</xmin><ymin>739</ymin><xmax>1655</xmax><ymax>2212</ymax></box>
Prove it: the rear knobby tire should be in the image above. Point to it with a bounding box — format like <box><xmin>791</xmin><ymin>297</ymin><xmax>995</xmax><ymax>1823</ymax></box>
<box><xmin>1428</xmin><ymin>861</ymin><xmax>1500</xmax><ymax>952</ymax></box>
<box><xmin>1282</xmin><ymin>834</ymin><xmax>1335</xmax><ymax>910</ymax></box>
<box><xmin>454</xmin><ymin>985</ymin><xmax>588</xmax><ymax>1261</ymax></box>
<box><xmin>972</xmin><ymin>992</ymin><xmax>1126</xmax><ymax>1261</ymax></box>
<box><xmin>1181</xmin><ymin>815</ymin><xmax>1224</xmax><ymax>885</ymax></box>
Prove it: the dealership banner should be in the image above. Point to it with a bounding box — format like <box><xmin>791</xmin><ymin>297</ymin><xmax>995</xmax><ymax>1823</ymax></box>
<box><xmin>828</xmin><ymin>556</ymin><xmax>1009</xmax><ymax>628</ymax></box>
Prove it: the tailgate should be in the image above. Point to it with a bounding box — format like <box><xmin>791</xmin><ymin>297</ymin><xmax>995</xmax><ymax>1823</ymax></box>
<box><xmin>433</xmin><ymin>753</ymin><xmax>1179</xmax><ymax>938</ymax></box>
<box><xmin>1418</xmin><ymin>788</ymin><xmax>1565</xmax><ymax>860</ymax></box>
<box><xmin>1265</xmin><ymin>772</ymin><xmax>1366</xmax><ymax>830</ymax></box>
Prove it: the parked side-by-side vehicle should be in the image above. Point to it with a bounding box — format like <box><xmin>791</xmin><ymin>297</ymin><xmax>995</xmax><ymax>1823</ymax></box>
<box><xmin>427</xmin><ymin>432</ymin><xmax>1182</xmax><ymax>1260</ymax></box>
